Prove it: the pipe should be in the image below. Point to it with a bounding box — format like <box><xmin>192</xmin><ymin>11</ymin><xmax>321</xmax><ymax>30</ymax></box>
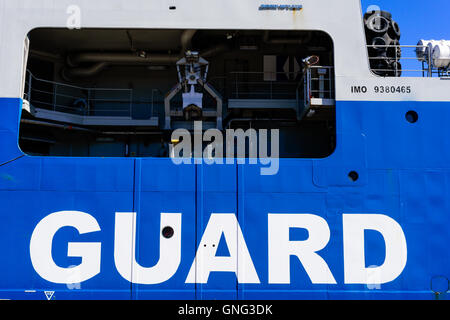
<box><xmin>67</xmin><ymin>29</ymin><xmax>197</xmax><ymax>67</ymax></box>
<box><xmin>67</xmin><ymin>52</ymin><xmax>180</xmax><ymax>66</ymax></box>
<box><xmin>63</xmin><ymin>44</ymin><xmax>229</xmax><ymax>79</ymax></box>
<box><xmin>21</xmin><ymin>119</ymin><xmax>97</xmax><ymax>133</ymax></box>
<box><xmin>63</xmin><ymin>30</ymin><xmax>195</xmax><ymax>78</ymax></box>
<box><xmin>20</xmin><ymin>136</ymin><xmax>57</xmax><ymax>144</ymax></box>
<box><xmin>30</xmin><ymin>50</ymin><xmax>63</xmax><ymax>62</ymax></box>
<box><xmin>119</xmin><ymin>44</ymin><xmax>229</xmax><ymax>66</ymax></box>
<box><xmin>62</xmin><ymin>30</ymin><xmax>233</xmax><ymax>79</ymax></box>
<box><xmin>201</xmin><ymin>44</ymin><xmax>229</xmax><ymax>58</ymax></box>
<box><xmin>22</xmin><ymin>119</ymin><xmax>162</xmax><ymax>136</ymax></box>
<box><xmin>181</xmin><ymin>29</ymin><xmax>197</xmax><ymax>53</ymax></box>
<box><xmin>62</xmin><ymin>62</ymin><xmax>110</xmax><ymax>80</ymax></box>
<box><xmin>66</xmin><ymin>46</ymin><xmax>225</xmax><ymax>67</ymax></box>
<box><xmin>101</xmin><ymin>131</ymin><xmax>163</xmax><ymax>135</ymax></box>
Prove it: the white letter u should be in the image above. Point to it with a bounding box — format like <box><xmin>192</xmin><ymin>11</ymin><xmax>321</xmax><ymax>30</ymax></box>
<box><xmin>114</xmin><ymin>212</ymin><xmax>182</xmax><ymax>284</ymax></box>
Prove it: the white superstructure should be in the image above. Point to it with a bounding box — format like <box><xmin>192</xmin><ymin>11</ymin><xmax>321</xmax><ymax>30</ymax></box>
<box><xmin>0</xmin><ymin>0</ymin><xmax>449</xmax><ymax>104</ymax></box>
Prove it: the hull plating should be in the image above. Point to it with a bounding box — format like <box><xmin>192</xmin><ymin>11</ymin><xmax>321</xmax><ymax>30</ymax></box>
<box><xmin>0</xmin><ymin>98</ymin><xmax>448</xmax><ymax>300</ymax></box>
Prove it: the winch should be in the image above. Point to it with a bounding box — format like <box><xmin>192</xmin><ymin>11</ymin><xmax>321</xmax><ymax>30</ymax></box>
<box><xmin>164</xmin><ymin>50</ymin><xmax>223</xmax><ymax>130</ymax></box>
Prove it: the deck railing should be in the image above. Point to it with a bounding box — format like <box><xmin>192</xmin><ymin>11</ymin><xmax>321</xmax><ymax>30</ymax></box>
<box><xmin>24</xmin><ymin>71</ymin><xmax>144</xmax><ymax>117</ymax></box>
<box><xmin>367</xmin><ymin>44</ymin><xmax>450</xmax><ymax>78</ymax></box>
<box><xmin>229</xmin><ymin>71</ymin><xmax>302</xmax><ymax>100</ymax></box>
<box><xmin>303</xmin><ymin>66</ymin><xmax>335</xmax><ymax>106</ymax></box>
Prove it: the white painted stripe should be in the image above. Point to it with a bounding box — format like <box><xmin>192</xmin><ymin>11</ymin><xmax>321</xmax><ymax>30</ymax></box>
<box><xmin>337</xmin><ymin>76</ymin><xmax>450</xmax><ymax>102</ymax></box>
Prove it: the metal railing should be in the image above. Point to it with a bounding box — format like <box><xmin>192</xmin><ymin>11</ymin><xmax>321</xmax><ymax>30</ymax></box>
<box><xmin>303</xmin><ymin>66</ymin><xmax>335</xmax><ymax>106</ymax></box>
<box><xmin>229</xmin><ymin>71</ymin><xmax>302</xmax><ymax>100</ymax></box>
<box><xmin>24</xmin><ymin>70</ymin><xmax>137</xmax><ymax>117</ymax></box>
<box><xmin>367</xmin><ymin>44</ymin><xmax>450</xmax><ymax>78</ymax></box>
<box><xmin>23</xmin><ymin>67</ymin><xmax>338</xmax><ymax>122</ymax></box>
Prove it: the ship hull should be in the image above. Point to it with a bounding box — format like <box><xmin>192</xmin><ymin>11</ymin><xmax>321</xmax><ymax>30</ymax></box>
<box><xmin>0</xmin><ymin>98</ymin><xmax>448</xmax><ymax>300</ymax></box>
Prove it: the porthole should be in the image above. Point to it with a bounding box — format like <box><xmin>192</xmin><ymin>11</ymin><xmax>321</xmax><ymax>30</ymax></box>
<box><xmin>348</xmin><ymin>171</ymin><xmax>359</xmax><ymax>182</ymax></box>
<box><xmin>406</xmin><ymin>111</ymin><xmax>419</xmax><ymax>123</ymax></box>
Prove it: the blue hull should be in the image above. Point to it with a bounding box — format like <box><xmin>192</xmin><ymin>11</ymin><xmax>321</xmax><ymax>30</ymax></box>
<box><xmin>0</xmin><ymin>98</ymin><xmax>448</xmax><ymax>300</ymax></box>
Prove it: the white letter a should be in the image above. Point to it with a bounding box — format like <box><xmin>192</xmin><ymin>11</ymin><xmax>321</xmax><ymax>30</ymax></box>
<box><xmin>186</xmin><ymin>214</ymin><xmax>260</xmax><ymax>284</ymax></box>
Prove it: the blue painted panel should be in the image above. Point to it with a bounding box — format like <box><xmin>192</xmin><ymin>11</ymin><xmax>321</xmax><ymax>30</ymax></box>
<box><xmin>0</xmin><ymin>98</ymin><xmax>135</xmax><ymax>300</ymax></box>
<box><xmin>133</xmin><ymin>158</ymin><xmax>196</xmax><ymax>300</ymax></box>
<box><xmin>242</xmin><ymin>159</ymin><xmax>322</xmax><ymax>193</ymax></box>
<box><xmin>0</xmin><ymin>98</ymin><xmax>22</xmax><ymax>163</ymax></box>
<box><xmin>342</xmin><ymin>101</ymin><xmax>450</xmax><ymax>169</ymax></box>
<box><xmin>0</xmin><ymin>189</ymin><xmax>134</xmax><ymax>300</ymax></box>
<box><xmin>237</xmin><ymin>165</ymin><xmax>450</xmax><ymax>299</ymax></box>
<box><xmin>238</xmin><ymin>179</ymin><xmax>330</xmax><ymax>300</ymax></box>
<box><xmin>196</xmin><ymin>163</ymin><xmax>239</xmax><ymax>300</ymax></box>
<box><xmin>139</xmin><ymin>159</ymin><xmax>196</xmax><ymax>192</ymax></box>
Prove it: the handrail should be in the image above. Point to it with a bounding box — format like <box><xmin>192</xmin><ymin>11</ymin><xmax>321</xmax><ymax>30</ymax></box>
<box><xmin>366</xmin><ymin>44</ymin><xmax>450</xmax><ymax>78</ymax></box>
<box><xmin>304</xmin><ymin>66</ymin><xmax>335</xmax><ymax>108</ymax></box>
<box><xmin>24</xmin><ymin>70</ymin><xmax>161</xmax><ymax>118</ymax></box>
<box><xmin>26</xmin><ymin>71</ymin><xmax>132</xmax><ymax>92</ymax></box>
<box><xmin>228</xmin><ymin>67</ymin><xmax>335</xmax><ymax>112</ymax></box>
<box><xmin>230</xmin><ymin>71</ymin><xmax>304</xmax><ymax>100</ymax></box>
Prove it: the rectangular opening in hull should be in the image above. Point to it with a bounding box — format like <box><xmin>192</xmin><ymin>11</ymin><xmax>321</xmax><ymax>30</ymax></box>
<box><xmin>20</xmin><ymin>28</ymin><xmax>336</xmax><ymax>158</ymax></box>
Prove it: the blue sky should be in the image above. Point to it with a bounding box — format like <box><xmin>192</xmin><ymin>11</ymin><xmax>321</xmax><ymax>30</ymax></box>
<box><xmin>361</xmin><ymin>0</ymin><xmax>450</xmax><ymax>43</ymax></box>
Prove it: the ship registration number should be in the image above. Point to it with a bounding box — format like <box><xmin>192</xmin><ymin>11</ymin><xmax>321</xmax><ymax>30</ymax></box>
<box><xmin>351</xmin><ymin>85</ymin><xmax>412</xmax><ymax>94</ymax></box>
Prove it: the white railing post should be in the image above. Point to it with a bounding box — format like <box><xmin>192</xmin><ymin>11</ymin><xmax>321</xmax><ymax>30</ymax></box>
<box><xmin>428</xmin><ymin>48</ymin><xmax>432</xmax><ymax>77</ymax></box>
